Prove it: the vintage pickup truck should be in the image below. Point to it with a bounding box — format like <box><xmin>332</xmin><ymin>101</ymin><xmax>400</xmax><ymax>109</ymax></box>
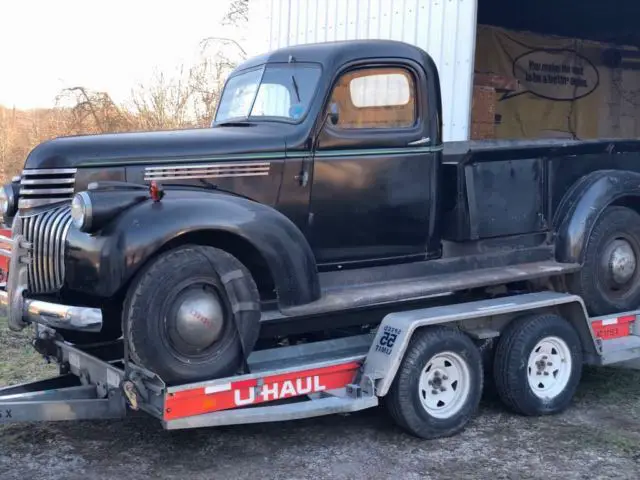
<box><xmin>2</xmin><ymin>39</ymin><xmax>640</xmax><ymax>385</ymax></box>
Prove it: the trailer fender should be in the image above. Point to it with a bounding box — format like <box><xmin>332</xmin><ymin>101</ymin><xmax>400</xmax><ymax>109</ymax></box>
<box><xmin>362</xmin><ymin>291</ymin><xmax>595</xmax><ymax>397</ymax></box>
<box><xmin>555</xmin><ymin>169</ymin><xmax>640</xmax><ymax>265</ymax></box>
<box><xmin>65</xmin><ymin>189</ymin><xmax>321</xmax><ymax>308</ymax></box>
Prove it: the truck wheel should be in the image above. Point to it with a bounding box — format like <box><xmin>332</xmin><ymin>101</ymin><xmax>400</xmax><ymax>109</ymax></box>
<box><xmin>123</xmin><ymin>245</ymin><xmax>261</xmax><ymax>385</ymax></box>
<box><xmin>568</xmin><ymin>205</ymin><xmax>640</xmax><ymax>315</ymax></box>
<box><xmin>493</xmin><ymin>312</ymin><xmax>582</xmax><ymax>416</ymax></box>
<box><xmin>385</xmin><ymin>326</ymin><xmax>483</xmax><ymax>439</ymax></box>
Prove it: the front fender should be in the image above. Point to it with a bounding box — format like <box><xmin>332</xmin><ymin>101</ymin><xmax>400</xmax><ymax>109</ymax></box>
<box><xmin>555</xmin><ymin>169</ymin><xmax>640</xmax><ymax>264</ymax></box>
<box><xmin>64</xmin><ymin>189</ymin><xmax>321</xmax><ymax>308</ymax></box>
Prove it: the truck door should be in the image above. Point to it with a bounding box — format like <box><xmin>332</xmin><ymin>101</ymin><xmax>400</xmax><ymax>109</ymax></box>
<box><xmin>308</xmin><ymin>62</ymin><xmax>441</xmax><ymax>266</ymax></box>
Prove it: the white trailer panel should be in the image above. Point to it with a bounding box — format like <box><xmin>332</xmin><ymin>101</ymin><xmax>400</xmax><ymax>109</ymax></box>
<box><xmin>247</xmin><ymin>0</ymin><xmax>477</xmax><ymax>142</ymax></box>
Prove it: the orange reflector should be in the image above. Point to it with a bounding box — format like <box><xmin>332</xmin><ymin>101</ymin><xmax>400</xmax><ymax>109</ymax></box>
<box><xmin>592</xmin><ymin>314</ymin><xmax>636</xmax><ymax>340</ymax></box>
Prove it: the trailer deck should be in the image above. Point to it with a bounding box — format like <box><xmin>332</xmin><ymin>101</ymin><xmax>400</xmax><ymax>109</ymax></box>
<box><xmin>3</xmin><ymin>290</ymin><xmax>640</xmax><ymax>438</ymax></box>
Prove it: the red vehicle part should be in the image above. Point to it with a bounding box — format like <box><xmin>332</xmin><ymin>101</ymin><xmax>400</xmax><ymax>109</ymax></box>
<box><xmin>163</xmin><ymin>361</ymin><xmax>362</xmax><ymax>421</ymax></box>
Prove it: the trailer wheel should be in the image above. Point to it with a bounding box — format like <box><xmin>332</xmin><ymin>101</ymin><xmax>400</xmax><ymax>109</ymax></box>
<box><xmin>493</xmin><ymin>313</ymin><xmax>582</xmax><ymax>416</ymax></box>
<box><xmin>123</xmin><ymin>245</ymin><xmax>261</xmax><ymax>385</ymax></box>
<box><xmin>386</xmin><ymin>326</ymin><xmax>483</xmax><ymax>439</ymax></box>
<box><xmin>569</xmin><ymin>205</ymin><xmax>640</xmax><ymax>315</ymax></box>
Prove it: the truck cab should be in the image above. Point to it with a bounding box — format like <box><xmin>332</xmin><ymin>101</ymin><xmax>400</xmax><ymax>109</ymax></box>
<box><xmin>210</xmin><ymin>39</ymin><xmax>444</xmax><ymax>266</ymax></box>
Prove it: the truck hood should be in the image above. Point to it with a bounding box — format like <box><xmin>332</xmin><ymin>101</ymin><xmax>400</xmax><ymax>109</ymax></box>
<box><xmin>23</xmin><ymin>124</ymin><xmax>287</xmax><ymax>170</ymax></box>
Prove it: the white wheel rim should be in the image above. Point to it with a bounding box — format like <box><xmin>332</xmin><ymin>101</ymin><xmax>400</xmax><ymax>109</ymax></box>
<box><xmin>418</xmin><ymin>351</ymin><xmax>471</xmax><ymax>419</ymax></box>
<box><xmin>527</xmin><ymin>336</ymin><xmax>572</xmax><ymax>400</ymax></box>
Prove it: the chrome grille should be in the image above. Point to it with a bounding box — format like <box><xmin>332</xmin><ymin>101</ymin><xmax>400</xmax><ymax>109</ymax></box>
<box><xmin>22</xmin><ymin>206</ymin><xmax>72</xmax><ymax>294</ymax></box>
<box><xmin>19</xmin><ymin>168</ymin><xmax>77</xmax><ymax>209</ymax></box>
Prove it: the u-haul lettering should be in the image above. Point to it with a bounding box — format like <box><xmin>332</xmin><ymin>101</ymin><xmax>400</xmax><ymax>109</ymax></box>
<box><xmin>234</xmin><ymin>375</ymin><xmax>326</xmax><ymax>406</ymax></box>
<box><xmin>163</xmin><ymin>361</ymin><xmax>360</xmax><ymax>421</ymax></box>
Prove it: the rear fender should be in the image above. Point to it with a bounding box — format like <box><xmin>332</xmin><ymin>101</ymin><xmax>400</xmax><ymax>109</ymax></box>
<box><xmin>64</xmin><ymin>189</ymin><xmax>320</xmax><ymax>308</ymax></box>
<box><xmin>554</xmin><ymin>169</ymin><xmax>640</xmax><ymax>264</ymax></box>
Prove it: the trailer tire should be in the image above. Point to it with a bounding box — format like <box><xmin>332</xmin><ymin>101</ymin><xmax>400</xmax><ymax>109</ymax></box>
<box><xmin>123</xmin><ymin>245</ymin><xmax>261</xmax><ymax>385</ymax></box>
<box><xmin>385</xmin><ymin>326</ymin><xmax>483</xmax><ymax>439</ymax></box>
<box><xmin>568</xmin><ymin>205</ymin><xmax>640</xmax><ymax>315</ymax></box>
<box><xmin>493</xmin><ymin>312</ymin><xmax>582</xmax><ymax>416</ymax></box>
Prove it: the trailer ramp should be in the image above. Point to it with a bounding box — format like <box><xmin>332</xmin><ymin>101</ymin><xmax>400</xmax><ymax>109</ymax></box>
<box><xmin>0</xmin><ymin>339</ymin><xmax>128</xmax><ymax>424</ymax></box>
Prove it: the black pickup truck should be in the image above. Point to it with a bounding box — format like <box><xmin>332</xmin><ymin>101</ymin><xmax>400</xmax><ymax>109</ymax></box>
<box><xmin>3</xmin><ymin>39</ymin><xmax>640</xmax><ymax>385</ymax></box>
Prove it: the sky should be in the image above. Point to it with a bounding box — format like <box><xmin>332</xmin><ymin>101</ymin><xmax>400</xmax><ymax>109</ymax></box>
<box><xmin>0</xmin><ymin>0</ymin><xmax>241</xmax><ymax>110</ymax></box>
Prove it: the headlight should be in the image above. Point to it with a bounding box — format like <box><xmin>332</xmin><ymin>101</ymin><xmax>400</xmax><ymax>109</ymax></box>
<box><xmin>70</xmin><ymin>187</ymin><xmax>148</xmax><ymax>234</ymax></box>
<box><xmin>0</xmin><ymin>183</ymin><xmax>18</xmax><ymax>218</ymax></box>
<box><xmin>0</xmin><ymin>187</ymin><xmax>8</xmax><ymax>216</ymax></box>
<box><xmin>71</xmin><ymin>192</ymin><xmax>92</xmax><ymax>231</ymax></box>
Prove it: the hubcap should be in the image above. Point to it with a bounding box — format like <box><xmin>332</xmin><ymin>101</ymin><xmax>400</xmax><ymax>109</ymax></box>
<box><xmin>602</xmin><ymin>238</ymin><xmax>637</xmax><ymax>287</ymax></box>
<box><xmin>170</xmin><ymin>286</ymin><xmax>225</xmax><ymax>351</ymax></box>
<box><xmin>418</xmin><ymin>351</ymin><xmax>471</xmax><ymax>419</ymax></box>
<box><xmin>527</xmin><ymin>336</ymin><xmax>572</xmax><ymax>400</ymax></box>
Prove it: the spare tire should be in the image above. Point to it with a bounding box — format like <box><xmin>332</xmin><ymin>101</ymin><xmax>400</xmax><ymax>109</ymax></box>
<box><xmin>123</xmin><ymin>245</ymin><xmax>261</xmax><ymax>385</ymax></box>
<box><xmin>568</xmin><ymin>205</ymin><xmax>640</xmax><ymax>316</ymax></box>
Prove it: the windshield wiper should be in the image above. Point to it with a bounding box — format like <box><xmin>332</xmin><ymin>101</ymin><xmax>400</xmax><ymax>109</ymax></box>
<box><xmin>291</xmin><ymin>75</ymin><xmax>301</xmax><ymax>102</ymax></box>
<box><xmin>216</xmin><ymin>120</ymin><xmax>254</xmax><ymax>127</ymax></box>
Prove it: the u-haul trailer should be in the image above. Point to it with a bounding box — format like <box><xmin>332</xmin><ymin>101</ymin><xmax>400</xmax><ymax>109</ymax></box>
<box><xmin>2</xmin><ymin>290</ymin><xmax>640</xmax><ymax>439</ymax></box>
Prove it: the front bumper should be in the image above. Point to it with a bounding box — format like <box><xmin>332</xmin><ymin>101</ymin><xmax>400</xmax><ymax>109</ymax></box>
<box><xmin>0</xmin><ymin>222</ymin><xmax>102</xmax><ymax>333</ymax></box>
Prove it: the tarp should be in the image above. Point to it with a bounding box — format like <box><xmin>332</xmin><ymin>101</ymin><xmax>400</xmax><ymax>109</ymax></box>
<box><xmin>475</xmin><ymin>25</ymin><xmax>640</xmax><ymax>140</ymax></box>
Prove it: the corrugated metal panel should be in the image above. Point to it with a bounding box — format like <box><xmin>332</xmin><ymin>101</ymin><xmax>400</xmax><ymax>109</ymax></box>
<box><xmin>248</xmin><ymin>0</ymin><xmax>478</xmax><ymax>141</ymax></box>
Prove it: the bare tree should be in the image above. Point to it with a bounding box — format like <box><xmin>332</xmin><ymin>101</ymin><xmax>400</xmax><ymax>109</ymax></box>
<box><xmin>55</xmin><ymin>87</ymin><xmax>131</xmax><ymax>134</ymax></box>
<box><xmin>221</xmin><ymin>0</ymin><xmax>248</xmax><ymax>27</ymax></box>
<box><xmin>128</xmin><ymin>67</ymin><xmax>196</xmax><ymax>130</ymax></box>
<box><xmin>0</xmin><ymin>108</ymin><xmax>15</xmax><ymax>180</ymax></box>
<box><xmin>0</xmin><ymin>4</ymin><xmax>252</xmax><ymax>182</ymax></box>
<box><xmin>188</xmin><ymin>50</ymin><xmax>234</xmax><ymax>126</ymax></box>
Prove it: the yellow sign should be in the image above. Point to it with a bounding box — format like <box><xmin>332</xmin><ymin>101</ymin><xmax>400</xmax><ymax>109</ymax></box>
<box><xmin>475</xmin><ymin>25</ymin><xmax>604</xmax><ymax>139</ymax></box>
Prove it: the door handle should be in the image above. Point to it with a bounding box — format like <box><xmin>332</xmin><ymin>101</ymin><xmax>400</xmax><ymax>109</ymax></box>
<box><xmin>409</xmin><ymin>137</ymin><xmax>431</xmax><ymax>146</ymax></box>
<box><xmin>295</xmin><ymin>170</ymin><xmax>309</xmax><ymax>187</ymax></box>
<box><xmin>295</xmin><ymin>157</ymin><xmax>310</xmax><ymax>187</ymax></box>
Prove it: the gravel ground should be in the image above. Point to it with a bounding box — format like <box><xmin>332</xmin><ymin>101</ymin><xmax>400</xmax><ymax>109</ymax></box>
<box><xmin>1</xmin><ymin>316</ymin><xmax>640</xmax><ymax>479</ymax></box>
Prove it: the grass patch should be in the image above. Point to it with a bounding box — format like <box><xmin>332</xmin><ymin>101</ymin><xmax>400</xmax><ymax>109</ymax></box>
<box><xmin>0</xmin><ymin>316</ymin><xmax>56</xmax><ymax>386</ymax></box>
<box><xmin>554</xmin><ymin>420</ymin><xmax>640</xmax><ymax>456</ymax></box>
<box><xmin>574</xmin><ymin>365</ymin><xmax>640</xmax><ymax>411</ymax></box>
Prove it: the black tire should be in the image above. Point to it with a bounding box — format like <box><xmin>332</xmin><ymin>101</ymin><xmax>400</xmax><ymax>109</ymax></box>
<box><xmin>123</xmin><ymin>245</ymin><xmax>261</xmax><ymax>385</ymax></box>
<box><xmin>493</xmin><ymin>312</ymin><xmax>583</xmax><ymax>416</ymax></box>
<box><xmin>568</xmin><ymin>205</ymin><xmax>640</xmax><ymax>316</ymax></box>
<box><xmin>385</xmin><ymin>326</ymin><xmax>483</xmax><ymax>440</ymax></box>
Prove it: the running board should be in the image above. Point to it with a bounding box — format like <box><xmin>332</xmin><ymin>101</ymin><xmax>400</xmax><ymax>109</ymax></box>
<box><xmin>162</xmin><ymin>392</ymin><xmax>378</xmax><ymax>430</ymax></box>
<box><xmin>279</xmin><ymin>260</ymin><xmax>581</xmax><ymax>318</ymax></box>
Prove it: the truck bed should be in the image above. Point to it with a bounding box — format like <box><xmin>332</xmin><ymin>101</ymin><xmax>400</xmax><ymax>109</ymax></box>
<box><xmin>440</xmin><ymin>137</ymin><xmax>640</xmax><ymax>244</ymax></box>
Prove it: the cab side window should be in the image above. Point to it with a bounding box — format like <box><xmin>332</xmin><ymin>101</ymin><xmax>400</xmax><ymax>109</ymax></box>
<box><xmin>327</xmin><ymin>67</ymin><xmax>417</xmax><ymax>129</ymax></box>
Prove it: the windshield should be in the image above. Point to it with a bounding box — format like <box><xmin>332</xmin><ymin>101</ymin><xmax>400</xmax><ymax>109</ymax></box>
<box><xmin>214</xmin><ymin>63</ymin><xmax>322</xmax><ymax>124</ymax></box>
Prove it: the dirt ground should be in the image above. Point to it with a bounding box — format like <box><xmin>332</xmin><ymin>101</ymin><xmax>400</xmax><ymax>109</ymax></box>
<box><xmin>1</xmin><ymin>316</ymin><xmax>639</xmax><ymax>480</ymax></box>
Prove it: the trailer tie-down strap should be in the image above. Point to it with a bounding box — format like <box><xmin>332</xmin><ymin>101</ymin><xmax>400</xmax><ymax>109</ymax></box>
<box><xmin>207</xmin><ymin>261</ymin><xmax>252</xmax><ymax>376</ymax></box>
<box><xmin>121</xmin><ymin>250</ymin><xmax>253</xmax><ymax>388</ymax></box>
